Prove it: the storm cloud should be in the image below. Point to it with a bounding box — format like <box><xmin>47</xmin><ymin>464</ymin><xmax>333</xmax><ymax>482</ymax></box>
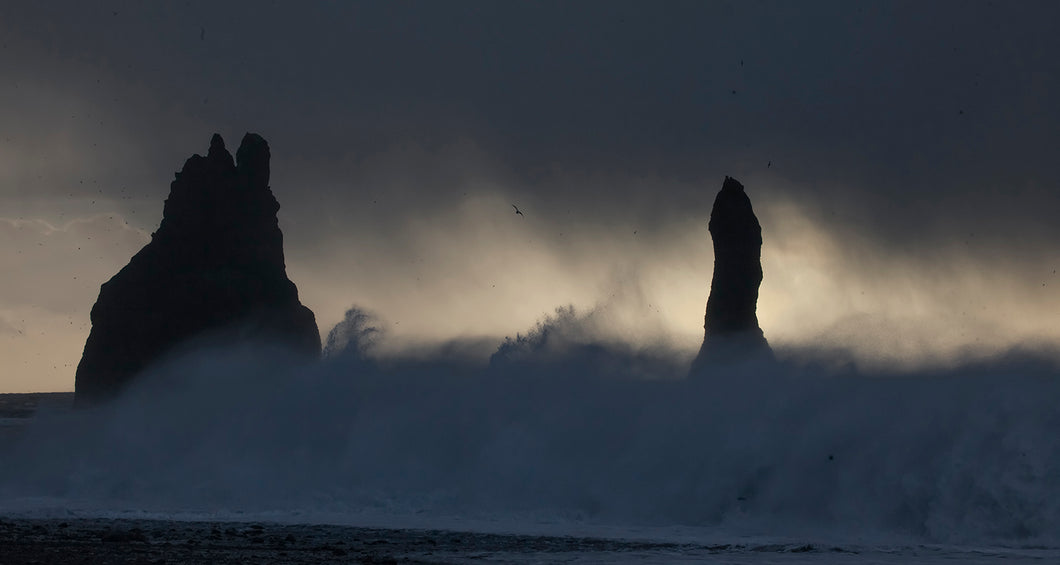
<box><xmin>1</xmin><ymin>1</ymin><xmax>1059</xmax><ymax>390</ymax></box>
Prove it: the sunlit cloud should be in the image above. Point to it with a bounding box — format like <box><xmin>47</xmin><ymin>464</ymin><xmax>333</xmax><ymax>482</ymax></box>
<box><xmin>1</xmin><ymin>1</ymin><xmax>1059</xmax><ymax>392</ymax></box>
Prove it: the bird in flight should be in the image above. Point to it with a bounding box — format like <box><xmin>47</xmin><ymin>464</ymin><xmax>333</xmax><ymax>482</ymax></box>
<box><xmin>512</xmin><ymin>204</ymin><xmax>524</xmax><ymax>217</ymax></box>
<box><xmin>767</xmin><ymin>160</ymin><xmax>772</xmax><ymax>168</ymax></box>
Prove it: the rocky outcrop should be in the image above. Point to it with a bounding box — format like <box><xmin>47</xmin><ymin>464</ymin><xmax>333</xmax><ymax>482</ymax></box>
<box><xmin>74</xmin><ymin>133</ymin><xmax>320</xmax><ymax>405</ymax></box>
<box><xmin>690</xmin><ymin>176</ymin><xmax>771</xmax><ymax>373</ymax></box>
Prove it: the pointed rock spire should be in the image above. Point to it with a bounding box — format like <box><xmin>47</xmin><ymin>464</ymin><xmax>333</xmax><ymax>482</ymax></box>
<box><xmin>690</xmin><ymin>176</ymin><xmax>771</xmax><ymax>374</ymax></box>
<box><xmin>74</xmin><ymin>133</ymin><xmax>320</xmax><ymax>405</ymax></box>
<box><xmin>208</xmin><ymin>132</ymin><xmax>226</xmax><ymax>157</ymax></box>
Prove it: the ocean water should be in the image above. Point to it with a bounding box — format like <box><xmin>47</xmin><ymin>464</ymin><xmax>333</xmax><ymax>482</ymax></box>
<box><xmin>2</xmin><ymin>312</ymin><xmax>1060</xmax><ymax>562</ymax></box>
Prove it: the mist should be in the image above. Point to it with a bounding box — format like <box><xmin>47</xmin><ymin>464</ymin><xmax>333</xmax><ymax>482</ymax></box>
<box><xmin>4</xmin><ymin>164</ymin><xmax>1059</xmax><ymax>391</ymax></box>
<box><xmin>3</xmin><ymin>1</ymin><xmax>1060</xmax><ymax>390</ymax></box>
<box><xmin>3</xmin><ymin>3</ymin><xmax>1060</xmax><ymax>561</ymax></box>
<box><xmin>3</xmin><ymin>307</ymin><xmax>1060</xmax><ymax>546</ymax></box>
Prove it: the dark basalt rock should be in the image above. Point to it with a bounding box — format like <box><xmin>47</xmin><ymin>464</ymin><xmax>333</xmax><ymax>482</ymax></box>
<box><xmin>74</xmin><ymin>133</ymin><xmax>320</xmax><ymax>405</ymax></box>
<box><xmin>690</xmin><ymin>176</ymin><xmax>771</xmax><ymax>374</ymax></box>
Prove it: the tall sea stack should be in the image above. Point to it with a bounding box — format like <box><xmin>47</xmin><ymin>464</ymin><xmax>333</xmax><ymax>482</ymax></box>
<box><xmin>74</xmin><ymin>133</ymin><xmax>321</xmax><ymax>405</ymax></box>
<box><xmin>690</xmin><ymin>176</ymin><xmax>771</xmax><ymax>374</ymax></box>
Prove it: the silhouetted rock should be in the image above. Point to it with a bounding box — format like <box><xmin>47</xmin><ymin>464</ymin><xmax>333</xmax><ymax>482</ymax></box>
<box><xmin>690</xmin><ymin>176</ymin><xmax>771</xmax><ymax>373</ymax></box>
<box><xmin>74</xmin><ymin>133</ymin><xmax>320</xmax><ymax>405</ymax></box>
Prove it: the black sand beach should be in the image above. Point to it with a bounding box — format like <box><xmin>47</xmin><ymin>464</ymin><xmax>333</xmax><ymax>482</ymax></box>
<box><xmin>0</xmin><ymin>516</ymin><xmax>874</xmax><ymax>564</ymax></box>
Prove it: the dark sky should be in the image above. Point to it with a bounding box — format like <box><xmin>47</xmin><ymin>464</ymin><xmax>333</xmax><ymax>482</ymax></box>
<box><xmin>2</xmin><ymin>1</ymin><xmax>1059</xmax><ymax>390</ymax></box>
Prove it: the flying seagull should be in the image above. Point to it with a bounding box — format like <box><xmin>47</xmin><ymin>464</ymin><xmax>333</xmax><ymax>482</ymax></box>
<box><xmin>512</xmin><ymin>204</ymin><xmax>524</xmax><ymax>217</ymax></box>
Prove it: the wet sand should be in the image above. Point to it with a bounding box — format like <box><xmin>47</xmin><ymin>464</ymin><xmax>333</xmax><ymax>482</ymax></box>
<box><xmin>0</xmin><ymin>517</ymin><xmax>451</xmax><ymax>564</ymax></box>
<box><xmin>0</xmin><ymin>517</ymin><xmax>714</xmax><ymax>564</ymax></box>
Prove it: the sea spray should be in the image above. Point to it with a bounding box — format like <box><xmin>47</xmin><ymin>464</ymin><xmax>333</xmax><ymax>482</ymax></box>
<box><xmin>2</xmin><ymin>311</ymin><xmax>1060</xmax><ymax>546</ymax></box>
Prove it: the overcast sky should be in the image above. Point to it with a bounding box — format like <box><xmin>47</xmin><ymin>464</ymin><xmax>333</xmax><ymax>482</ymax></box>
<box><xmin>2</xmin><ymin>1</ymin><xmax>1059</xmax><ymax>391</ymax></box>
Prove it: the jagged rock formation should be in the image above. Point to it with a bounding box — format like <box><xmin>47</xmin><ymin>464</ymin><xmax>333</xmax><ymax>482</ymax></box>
<box><xmin>74</xmin><ymin>133</ymin><xmax>321</xmax><ymax>405</ymax></box>
<box><xmin>690</xmin><ymin>176</ymin><xmax>771</xmax><ymax>373</ymax></box>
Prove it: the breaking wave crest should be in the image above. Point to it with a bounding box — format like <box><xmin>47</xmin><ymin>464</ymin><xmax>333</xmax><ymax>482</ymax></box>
<box><xmin>2</xmin><ymin>307</ymin><xmax>1060</xmax><ymax>546</ymax></box>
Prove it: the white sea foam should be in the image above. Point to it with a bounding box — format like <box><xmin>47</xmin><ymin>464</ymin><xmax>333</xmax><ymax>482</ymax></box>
<box><xmin>2</xmin><ymin>307</ymin><xmax>1059</xmax><ymax>550</ymax></box>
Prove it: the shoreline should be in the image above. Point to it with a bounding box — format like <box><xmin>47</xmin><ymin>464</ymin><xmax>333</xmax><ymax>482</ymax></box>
<box><xmin>0</xmin><ymin>516</ymin><xmax>701</xmax><ymax>564</ymax></box>
<box><xmin>3</xmin><ymin>516</ymin><xmax>1055</xmax><ymax>564</ymax></box>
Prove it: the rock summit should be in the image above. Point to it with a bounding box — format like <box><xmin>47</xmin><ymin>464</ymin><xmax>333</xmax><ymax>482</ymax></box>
<box><xmin>74</xmin><ymin>133</ymin><xmax>320</xmax><ymax>404</ymax></box>
<box><xmin>690</xmin><ymin>176</ymin><xmax>771</xmax><ymax>373</ymax></box>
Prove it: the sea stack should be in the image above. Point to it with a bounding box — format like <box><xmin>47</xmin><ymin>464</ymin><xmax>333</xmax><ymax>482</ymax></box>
<box><xmin>690</xmin><ymin>176</ymin><xmax>771</xmax><ymax>374</ymax></box>
<box><xmin>74</xmin><ymin>133</ymin><xmax>321</xmax><ymax>405</ymax></box>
